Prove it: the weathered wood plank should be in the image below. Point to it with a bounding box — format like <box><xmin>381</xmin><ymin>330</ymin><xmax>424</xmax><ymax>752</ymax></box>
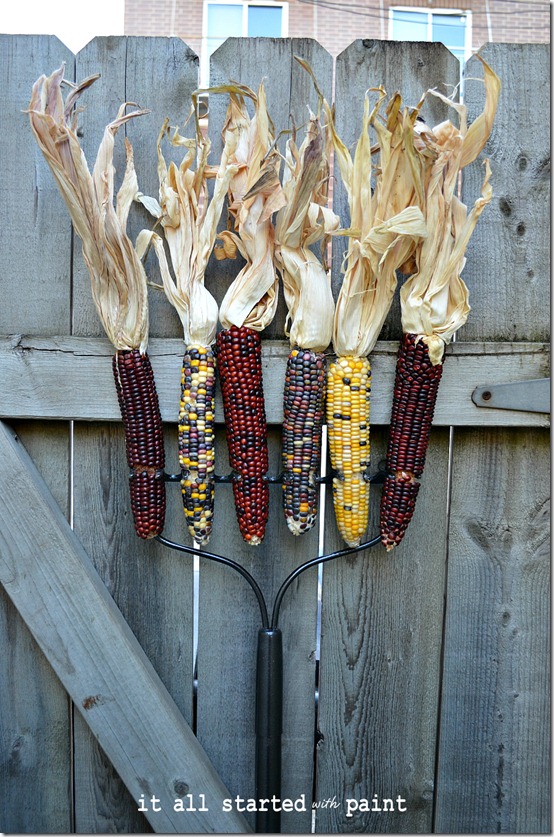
<box><xmin>1</xmin><ymin>422</ymin><xmax>73</xmax><ymax>834</ymax></box>
<box><xmin>315</xmin><ymin>40</ymin><xmax>461</xmax><ymax>834</ymax></box>
<box><xmin>70</xmin><ymin>35</ymin><xmax>153</xmax><ymax>834</ymax></box>
<box><xmin>0</xmin><ymin>34</ymin><xmax>76</xmax><ymax>834</ymax></box>
<box><xmin>70</xmin><ymin>36</ymin><xmax>200</xmax><ymax>833</ymax></box>
<box><xmin>71</xmin><ymin>421</ymin><xmax>190</xmax><ymax>834</ymax></box>
<box><xmin>197</xmin><ymin>38</ymin><xmax>334</xmax><ymax>833</ymax></box>
<box><xmin>0</xmin><ymin>419</ymin><xmax>250</xmax><ymax>835</ymax></box>
<box><xmin>316</xmin><ymin>428</ymin><xmax>450</xmax><ymax>832</ymax></box>
<box><xmin>0</xmin><ymin>336</ymin><xmax>549</xmax><ymax>426</ymax></box>
<box><xmin>435</xmin><ymin>428</ymin><xmax>550</xmax><ymax>833</ymax></box>
<box><xmin>461</xmin><ymin>44</ymin><xmax>550</xmax><ymax>343</ymax></box>
<box><xmin>435</xmin><ymin>43</ymin><xmax>551</xmax><ymax>834</ymax></box>
<box><xmin>195</xmin><ymin>426</ymin><xmax>321</xmax><ymax>833</ymax></box>
<box><xmin>0</xmin><ymin>35</ymin><xmax>74</xmax><ymax>335</ymax></box>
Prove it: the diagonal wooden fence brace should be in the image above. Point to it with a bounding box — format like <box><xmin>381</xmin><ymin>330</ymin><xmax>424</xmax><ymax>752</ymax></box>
<box><xmin>0</xmin><ymin>420</ymin><xmax>250</xmax><ymax>834</ymax></box>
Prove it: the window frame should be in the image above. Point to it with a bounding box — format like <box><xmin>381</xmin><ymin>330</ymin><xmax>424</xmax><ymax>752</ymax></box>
<box><xmin>388</xmin><ymin>6</ymin><xmax>472</xmax><ymax>64</ymax></box>
<box><xmin>202</xmin><ymin>0</ymin><xmax>289</xmax><ymax>84</ymax></box>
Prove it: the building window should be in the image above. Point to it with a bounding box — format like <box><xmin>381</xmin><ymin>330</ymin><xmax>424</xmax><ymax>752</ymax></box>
<box><xmin>202</xmin><ymin>1</ymin><xmax>288</xmax><ymax>83</ymax></box>
<box><xmin>389</xmin><ymin>7</ymin><xmax>472</xmax><ymax>66</ymax></box>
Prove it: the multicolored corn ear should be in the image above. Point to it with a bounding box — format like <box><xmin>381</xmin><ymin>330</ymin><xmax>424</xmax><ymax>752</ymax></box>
<box><xmin>179</xmin><ymin>345</ymin><xmax>216</xmax><ymax>544</ymax></box>
<box><xmin>322</xmin><ymin>86</ymin><xmax>429</xmax><ymax>549</ymax></box>
<box><xmin>113</xmin><ymin>349</ymin><xmax>166</xmax><ymax>539</ymax></box>
<box><xmin>273</xmin><ymin>93</ymin><xmax>338</xmax><ymax>538</ymax></box>
<box><xmin>216</xmin><ymin>325</ymin><xmax>269</xmax><ymax>545</ymax></box>
<box><xmin>281</xmin><ymin>348</ymin><xmax>327</xmax><ymax>535</ymax></box>
<box><xmin>139</xmin><ymin>104</ymin><xmax>239</xmax><ymax>544</ymax></box>
<box><xmin>380</xmin><ymin>334</ymin><xmax>443</xmax><ymax>550</ymax></box>
<box><xmin>326</xmin><ymin>356</ymin><xmax>372</xmax><ymax>547</ymax></box>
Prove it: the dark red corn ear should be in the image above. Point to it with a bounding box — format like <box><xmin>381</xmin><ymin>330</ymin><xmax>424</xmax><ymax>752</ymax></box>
<box><xmin>281</xmin><ymin>347</ymin><xmax>326</xmax><ymax>535</ymax></box>
<box><xmin>113</xmin><ymin>349</ymin><xmax>166</xmax><ymax>539</ymax></box>
<box><xmin>216</xmin><ymin>325</ymin><xmax>269</xmax><ymax>545</ymax></box>
<box><xmin>380</xmin><ymin>472</ymin><xmax>420</xmax><ymax>550</ymax></box>
<box><xmin>380</xmin><ymin>333</ymin><xmax>443</xmax><ymax>551</ymax></box>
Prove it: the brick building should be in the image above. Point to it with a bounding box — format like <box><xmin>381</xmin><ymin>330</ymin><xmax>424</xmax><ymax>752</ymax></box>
<box><xmin>125</xmin><ymin>0</ymin><xmax>549</xmax><ymax>83</ymax></box>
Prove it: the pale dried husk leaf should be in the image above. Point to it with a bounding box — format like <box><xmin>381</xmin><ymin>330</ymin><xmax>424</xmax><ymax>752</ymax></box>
<box><xmin>328</xmin><ymin>92</ymin><xmax>427</xmax><ymax>358</ymax></box>
<box><xmin>400</xmin><ymin>57</ymin><xmax>500</xmax><ymax>365</ymax></box>
<box><xmin>28</xmin><ymin>65</ymin><xmax>150</xmax><ymax>352</ymax></box>
<box><xmin>214</xmin><ymin>82</ymin><xmax>286</xmax><ymax>331</ymax></box>
<box><xmin>142</xmin><ymin>112</ymin><xmax>238</xmax><ymax>345</ymax></box>
<box><xmin>275</xmin><ymin>113</ymin><xmax>338</xmax><ymax>351</ymax></box>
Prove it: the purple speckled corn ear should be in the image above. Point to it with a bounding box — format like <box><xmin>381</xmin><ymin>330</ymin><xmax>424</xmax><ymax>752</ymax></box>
<box><xmin>281</xmin><ymin>347</ymin><xmax>326</xmax><ymax>536</ymax></box>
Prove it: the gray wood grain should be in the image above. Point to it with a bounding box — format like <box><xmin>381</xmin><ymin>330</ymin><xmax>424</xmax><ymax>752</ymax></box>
<box><xmin>0</xmin><ymin>335</ymin><xmax>549</xmax><ymax>426</ymax></box>
<box><xmin>0</xmin><ymin>420</ymin><xmax>250</xmax><ymax>834</ymax></box>
<box><xmin>316</xmin><ymin>428</ymin><xmax>450</xmax><ymax>832</ymax></box>
<box><xmin>70</xmin><ymin>36</ymin><xmax>199</xmax><ymax>833</ymax></box>
<box><xmin>196</xmin><ymin>426</ymin><xmax>322</xmax><ymax>834</ymax></box>
<box><xmin>196</xmin><ymin>39</ymin><xmax>334</xmax><ymax>833</ymax></box>
<box><xmin>0</xmin><ymin>422</ymin><xmax>72</xmax><ymax>834</ymax></box>
<box><xmin>71</xmin><ymin>422</ymin><xmax>189</xmax><ymax>833</ymax></box>
<box><xmin>0</xmin><ymin>34</ymin><xmax>75</xmax><ymax>835</ymax></box>
<box><xmin>0</xmin><ymin>35</ymin><xmax>74</xmax><ymax>335</ymax></box>
<box><xmin>435</xmin><ymin>427</ymin><xmax>550</xmax><ymax>833</ymax></box>
<box><xmin>461</xmin><ymin>44</ymin><xmax>550</xmax><ymax>343</ymax></box>
<box><xmin>315</xmin><ymin>40</ymin><xmax>460</xmax><ymax>834</ymax></box>
<box><xmin>435</xmin><ymin>43</ymin><xmax>551</xmax><ymax>834</ymax></box>
<box><xmin>331</xmin><ymin>41</ymin><xmax>461</xmax><ymax>337</ymax></box>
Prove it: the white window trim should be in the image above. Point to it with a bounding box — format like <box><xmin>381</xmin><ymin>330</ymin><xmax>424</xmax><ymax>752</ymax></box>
<box><xmin>388</xmin><ymin>7</ymin><xmax>472</xmax><ymax>63</ymax></box>
<box><xmin>202</xmin><ymin>0</ymin><xmax>289</xmax><ymax>86</ymax></box>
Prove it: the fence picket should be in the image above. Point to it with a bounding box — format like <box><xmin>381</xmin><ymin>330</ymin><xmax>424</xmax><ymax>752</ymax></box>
<box><xmin>0</xmin><ymin>34</ymin><xmax>75</xmax><ymax>834</ymax></box>
<box><xmin>197</xmin><ymin>37</ymin><xmax>333</xmax><ymax>834</ymax></box>
<box><xmin>316</xmin><ymin>40</ymin><xmax>460</xmax><ymax>833</ymax></box>
<box><xmin>70</xmin><ymin>36</ymin><xmax>199</xmax><ymax>833</ymax></box>
<box><xmin>435</xmin><ymin>43</ymin><xmax>551</xmax><ymax>833</ymax></box>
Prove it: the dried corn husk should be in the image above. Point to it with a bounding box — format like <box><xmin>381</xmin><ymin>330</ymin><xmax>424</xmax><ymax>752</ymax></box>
<box><xmin>28</xmin><ymin>65</ymin><xmax>150</xmax><ymax>352</ymax></box>
<box><xmin>274</xmin><ymin>111</ymin><xmax>338</xmax><ymax>352</ymax></box>
<box><xmin>213</xmin><ymin>82</ymin><xmax>286</xmax><ymax>332</ymax></box>
<box><xmin>138</xmin><ymin>105</ymin><xmax>238</xmax><ymax>346</ymax></box>
<box><xmin>327</xmin><ymin>92</ymin><xmax>428</xmax><ymax>359</ymax></box>
<box><xmin>401</xmin><ymin>56</ymin><xmax>501</xmax><ymax>364</ymax></box>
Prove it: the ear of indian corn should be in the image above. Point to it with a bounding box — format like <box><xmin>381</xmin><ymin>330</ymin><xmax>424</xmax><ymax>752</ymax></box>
<box><xmin>274</xmin><ymin>85</ymin><xmax>339</xmax><ymax>535</ymax></box>
<box><xmin>216</xmin><ymin>325</ymin><xmax>269</xmax><ymax>543</ymax></box>
<box><xmin>138</xmin><ymin>109</ymin><xmax>237</xmax><ymax>544</ymax></box>
<box><xmin>281</xmin><ymin>348</ymin><xmax>327</xmax><ymax>534</ymax></box>
<box><xmin>379</xmin><ymin>334</ymin><xmax>442</xmax><ymax>549</ymax></box>
<box><xmin>212</xmin><ymin>82</ymin><xmax>285</xmax><ymax>545</ymax></box>
<box><xmin>28</xmin><ymin>66</ymin><xmax>166</xmax><ymax>539</ymax></box>
<box><xmin>380</xmin><ymin>57</ymin><xmax>501</xmax><ymax>550</ymax></box>
<box><xmin>113</xmin><ymin>349</ymin><xmax>166</xmax><ymax>538</ymax></box>
<box><xmin>325</xmin><ymin>91</ymin><xmax>427</xmax><ymax>547</ymax></box>
<box><xmin>326</xmin><ymin>356</ymin><xmax>372</xmax><ymax>546</ymax></box>
<box><xmin>179</xmin><ymin>346</ymin><xmax>217</xmax><ymax>543</ymax></box>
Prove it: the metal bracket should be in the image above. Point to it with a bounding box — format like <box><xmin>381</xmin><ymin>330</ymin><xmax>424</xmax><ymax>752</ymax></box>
<box><xmin>472</xmin><ymin>378</ymin><xmax>550</xmax><ymax>414</ymax></box>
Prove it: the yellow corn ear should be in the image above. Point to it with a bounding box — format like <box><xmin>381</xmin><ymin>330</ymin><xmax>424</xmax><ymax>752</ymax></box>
<box><xmin>179</xmin><ymin>345</ymin><xmax>216</xmax><ymax>544</ymax></box>
<box><xmin>326</xmin><ymin>356</ymin><xmax>371</xmax><ymax>547</ymax></box>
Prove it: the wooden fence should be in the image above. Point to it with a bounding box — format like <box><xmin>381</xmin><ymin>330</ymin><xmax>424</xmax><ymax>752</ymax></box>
<box><xmin>0</xmin><ymin>34</ymin><xmax>550</xmax><ymax>834</ymax></box>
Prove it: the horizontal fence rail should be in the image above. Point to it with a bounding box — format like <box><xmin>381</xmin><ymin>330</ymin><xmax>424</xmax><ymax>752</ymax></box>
<box><xmin>0</xmin><ymin>335</ymin><xmax>549</xmax><ymax>427</ymax></box>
